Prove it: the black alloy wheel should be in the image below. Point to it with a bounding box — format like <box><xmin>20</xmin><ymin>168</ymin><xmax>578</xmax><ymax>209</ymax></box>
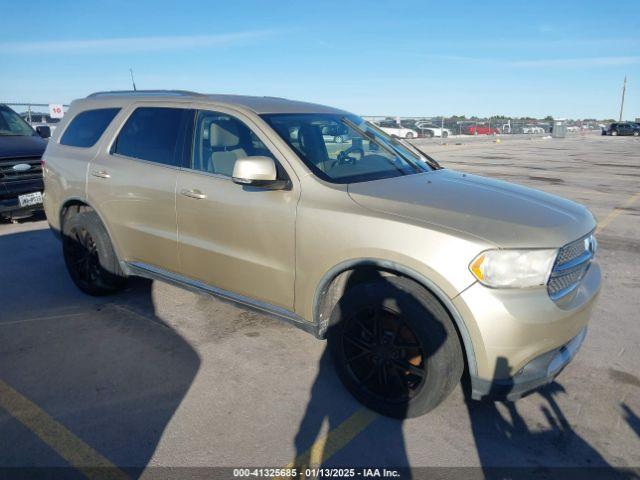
<box><xmin>62</xmin><ymin>210</ymin><xmax>127</xmax><ymax>295</ymax></box>
<box><xmin>339</xmin><ymin>305</ymin><xmax>426</xmax><ymax>403</ymax></box>
<box><xmin>64</xmin><ymin>225</ymin><xmax>102</xmax><ymax>290</ymax></box>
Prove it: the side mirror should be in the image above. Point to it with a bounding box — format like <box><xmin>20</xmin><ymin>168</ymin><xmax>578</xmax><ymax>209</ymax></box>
<box><xmin>232</xmin><ymin>156</ymin><xmax>289</xmax><ymax>190</ymax></box>
<box><xmin>36</xmin><ymin>126</ymin><xmax>51</xmax><ymax>139</ymax></box>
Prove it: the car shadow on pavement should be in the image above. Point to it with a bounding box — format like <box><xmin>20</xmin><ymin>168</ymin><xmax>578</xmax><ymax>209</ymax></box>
<box><xmin>292</xmin><ymin>347</ymin><xmax>410</xmax><ymax>475</ymax></box>
<box><xmin>621</xmin><ymin>403</ymin><xmax>640</xmax><ymax>439</ymax></box>
<box><xmin>464</xmin><ymin>358</ymin><xmax>638</xmax><ymax>479</ymax></box>
<box><xmin>0</xmin><ymin>227</ymin><xmax>200</xmax><ymax>478</ymax></box>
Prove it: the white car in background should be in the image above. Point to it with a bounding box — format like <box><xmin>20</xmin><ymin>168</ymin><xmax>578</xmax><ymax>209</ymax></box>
<box><xmin>523</xmin><ymin>125</ymin><xmax>545</xmax><ymax>134</ymax></box>
<box><xmin>414</xmin><ymin>122</ymin><xmax>452</xmax><ymax>138</ymax></box>
<box><xmin>375</xmin><ymin>122</ymin><xmax>419</xmax><ymax>139</ymax></box>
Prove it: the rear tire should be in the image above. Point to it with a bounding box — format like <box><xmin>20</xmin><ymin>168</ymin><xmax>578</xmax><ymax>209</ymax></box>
<box><xmin>405</xmin><ymin>132</ymin><xmax>414</xmax><ymax>139</ymax></box>
<box><xmin>62</xmin><ymin>210</ymin><xmax>127</xmax><ymax>296</ymax></box>
<box><xmin>327</xmin><ymin>277</ymin><xmax>463</xmax><ymax>418</ymax></box>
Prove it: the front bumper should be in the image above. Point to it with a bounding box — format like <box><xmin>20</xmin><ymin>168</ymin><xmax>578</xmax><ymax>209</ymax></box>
<box><xmin>0</xmin><ymin>178</ymin><xmax>44</xmax><ymax>215</ymax></box>
<box><xmin>453</xmin><ymin>261</ymin><xmax>601</xmax><ymax>400</ymax></box>
<box><xmin>470</xmin><ymin>327</ymin><xmax>587</xmax><ymax>400</ymax></box>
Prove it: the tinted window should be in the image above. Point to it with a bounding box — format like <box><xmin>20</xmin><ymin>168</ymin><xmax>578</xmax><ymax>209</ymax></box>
<box><xmin>60</xmin><ymin>108</ymin><xmax>120</xmax><ymax>147</ymax></box>
<box><xmin>191</xmin><ymin>110</ymin><xmax>275</xmax><ymax>177</ymax></box>
<box><xmin>113</xmin><ymin>107</ymin><xmax>193</xmax><ymax>166</ymax></box>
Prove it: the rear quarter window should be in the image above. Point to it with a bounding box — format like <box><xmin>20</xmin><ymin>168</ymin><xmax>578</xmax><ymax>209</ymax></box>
<box><xmin>60</xmin><ymin>108</ymin><xmax>121</xmax><ymax>148</ymax></box>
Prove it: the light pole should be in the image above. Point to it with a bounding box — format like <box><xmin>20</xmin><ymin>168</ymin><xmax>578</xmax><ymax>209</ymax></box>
<box><xmin>619</xmin><ymin>76</ymin><xmax>627</xmax><ymax>122</ymax></box>
<box><xmin>129</xmin><ymin>68</ymin><xmax>137</xmax><ymax>91</ymax></box>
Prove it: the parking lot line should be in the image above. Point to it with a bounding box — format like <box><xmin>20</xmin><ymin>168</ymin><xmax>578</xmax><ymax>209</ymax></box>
<box><xmin>0</xmin><ymin>312</ymin><xmax>85</xmax><ymax>327</ymax></box>
<box><xmin>0</xmin><ymin>379</ymin><xmax>128</xmax><ymax>480</ymax></box>
<box><xmin>596</xmin><ymin>192</ymin><xmax>640</xmax><ymax>234</ymax></box>
<box><xmin>284</xmin><ymin>408</ymin><xmax>378</xmax><ymax>472</ymax></box>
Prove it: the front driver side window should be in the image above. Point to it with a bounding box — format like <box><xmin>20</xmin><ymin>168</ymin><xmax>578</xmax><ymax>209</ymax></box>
<box><xmin>191</xmin><ymin>110</ymin><xmax>275</xmax><ymax>177</ymax></box>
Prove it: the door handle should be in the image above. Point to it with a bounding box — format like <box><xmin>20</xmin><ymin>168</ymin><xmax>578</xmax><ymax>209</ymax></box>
<box><xmin>180</xmin><ymin>189</ymin><xmax>207</xmax><ymax>199</ymax></box>
<box><xmin>91</xmin><ymin>170</ymin><xmax>111</xmax><ymax>179</ymax></box>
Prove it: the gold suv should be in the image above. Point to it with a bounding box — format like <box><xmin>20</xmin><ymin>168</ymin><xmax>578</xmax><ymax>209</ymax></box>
<box><xmin>43</xmin><ymin>91</ymin><xmax>600</xmax><ymax>417</ymax></box>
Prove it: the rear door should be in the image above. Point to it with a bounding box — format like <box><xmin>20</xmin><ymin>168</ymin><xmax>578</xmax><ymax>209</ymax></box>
<box><xmin>175</xmin><ymin>108</ymin><xmax>299</xmax><ymax>309</ymax></box>
<box><xmin>87</xmin><ymin>105</ymin><xmax>194</xmax><ymax>273</ymax></box>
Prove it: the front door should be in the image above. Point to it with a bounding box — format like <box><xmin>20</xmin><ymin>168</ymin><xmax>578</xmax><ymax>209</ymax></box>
<box><xmin>176</xmin><ymin>109</ymin><xmax>299</xmax><ymax>310</ymax></box>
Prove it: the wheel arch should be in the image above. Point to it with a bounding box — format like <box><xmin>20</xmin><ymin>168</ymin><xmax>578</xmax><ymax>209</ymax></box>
<box><xmin>58</xmin><ymin>197</ymin><xmax>125</xmax><ymax>268</ymax></box>
<box><xmin>312</xmin><ymin>258</ymin><xmax>477</xmax><ymax>376</ymax></box>
<box><xmin>59</xmin><ymin>197</ymin><xmax>93</xmax><ymax>230</ymax></box>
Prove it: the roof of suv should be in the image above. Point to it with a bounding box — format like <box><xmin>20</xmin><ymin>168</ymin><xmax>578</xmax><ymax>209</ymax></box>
<box><xmin>84</xmin><ymin>90</ymin><xmax>349</xmax><ymax>115</ymax></box>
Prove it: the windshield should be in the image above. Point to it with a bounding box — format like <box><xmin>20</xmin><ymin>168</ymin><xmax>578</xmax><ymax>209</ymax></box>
<box><xmin>261</xmin><ymin>113</ymin><xmax>432</xmax><ymax>184</ymax></box>
<box><xmin>0</xmin><ymin>106</ymin><xmax>36</xmax><ymax>136</ymax></box>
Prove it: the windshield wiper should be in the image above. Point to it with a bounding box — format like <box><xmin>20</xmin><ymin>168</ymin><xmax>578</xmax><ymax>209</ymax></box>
<box><xmin>394</xmin><ymin>137</ymin><xmax>442</xmax><ymax>170</ymax></box>
<box><xmin>365</xmin><ymin>121</ymin><xmax>442</xmax><ymax>170</ymax></box>
<box><xmin>341</xmin><ymin>117</ymin><xmax>423</xmax><ymax>173</ymax></box>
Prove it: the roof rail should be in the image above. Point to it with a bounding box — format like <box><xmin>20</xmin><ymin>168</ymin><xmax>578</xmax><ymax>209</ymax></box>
<box><xmin>86</xmin><ymin>90</ymin><xmax>203</xmax><ymax>98</ymax></box>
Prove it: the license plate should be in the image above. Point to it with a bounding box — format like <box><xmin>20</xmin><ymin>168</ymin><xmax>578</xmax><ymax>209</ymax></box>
<box><xmin>18</xmin><ymin>191</ymin><xmax>43</xmax><ymax>207</ymax></box>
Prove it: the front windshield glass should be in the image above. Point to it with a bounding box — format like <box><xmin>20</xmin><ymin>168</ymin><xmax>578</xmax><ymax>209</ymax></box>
<box><xmin>0</xmin><ymin>106</ymin><xmax>36</xmax><ymax>136</ymax></box>
<box><xmin>261</xmin><ymin>113</ymin><xmax>431</xmax><ymax>184</ymax></box>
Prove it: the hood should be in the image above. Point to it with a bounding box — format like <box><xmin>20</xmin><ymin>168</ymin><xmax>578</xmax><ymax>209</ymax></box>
<box><xmin>348</xmin><ymin>169</ymin><xmax>596</xmax><ymax>248</ymax></box>
<box><xmin>0</xmin><ymin>135</ymin><xmax>47</xmax><ymax>159</ymax></box>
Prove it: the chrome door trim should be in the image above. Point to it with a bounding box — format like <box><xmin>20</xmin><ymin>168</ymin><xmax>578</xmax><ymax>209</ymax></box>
<box><xmin>126</xmin><ymin>261</ymin><xmax>320</xmax><ymax>337</ymax></box>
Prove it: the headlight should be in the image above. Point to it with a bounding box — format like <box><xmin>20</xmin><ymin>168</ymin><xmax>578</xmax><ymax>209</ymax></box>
<box><xmin>469</xmin><ymin>249</ymin><xmax>558</xmax><ymax>288</ymax></box>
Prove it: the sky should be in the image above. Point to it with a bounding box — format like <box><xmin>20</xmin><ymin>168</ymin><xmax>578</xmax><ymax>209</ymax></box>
<box><xmin>1</xmin><ymin>0</ymin><xmax>639</xmax><ymax>119</ymax></box>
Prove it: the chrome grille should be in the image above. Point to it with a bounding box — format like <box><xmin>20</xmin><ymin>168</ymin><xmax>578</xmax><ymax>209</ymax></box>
<box><xmin>556</xmin><ymin>240</ymin><xmax>587</xmax><ymax>265</ymax></box>
<box><xmin>547</xmin><ymin>233</ymin><xmax>596</xmax><ymax>301</ymax></box>
<box><xmin>0</xmin><ymin>157</ymin><xmax>43</xmax><ymax>181</ymax></box>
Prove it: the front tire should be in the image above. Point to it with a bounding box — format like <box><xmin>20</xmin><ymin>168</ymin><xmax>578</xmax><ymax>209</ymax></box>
<box><xmin>62</xmin><ymin>210</ymin><xmax>127</xmax><ymax>296</ymax></box>
<box><xmin>327</xmin><ymin>277</ymin><xmax>463</xmax><ymax>418</ymax></box>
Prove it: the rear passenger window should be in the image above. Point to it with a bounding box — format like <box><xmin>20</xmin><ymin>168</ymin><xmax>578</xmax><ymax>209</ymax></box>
<box><xmin>60</xmin><ymin>108</ymin><xmax>120</xmax><ymax>148</ymax></box>
<box><xmin>113</xmin><ymin>107</ymin><xmax>193</xmax><ymax>167</ymax></box>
